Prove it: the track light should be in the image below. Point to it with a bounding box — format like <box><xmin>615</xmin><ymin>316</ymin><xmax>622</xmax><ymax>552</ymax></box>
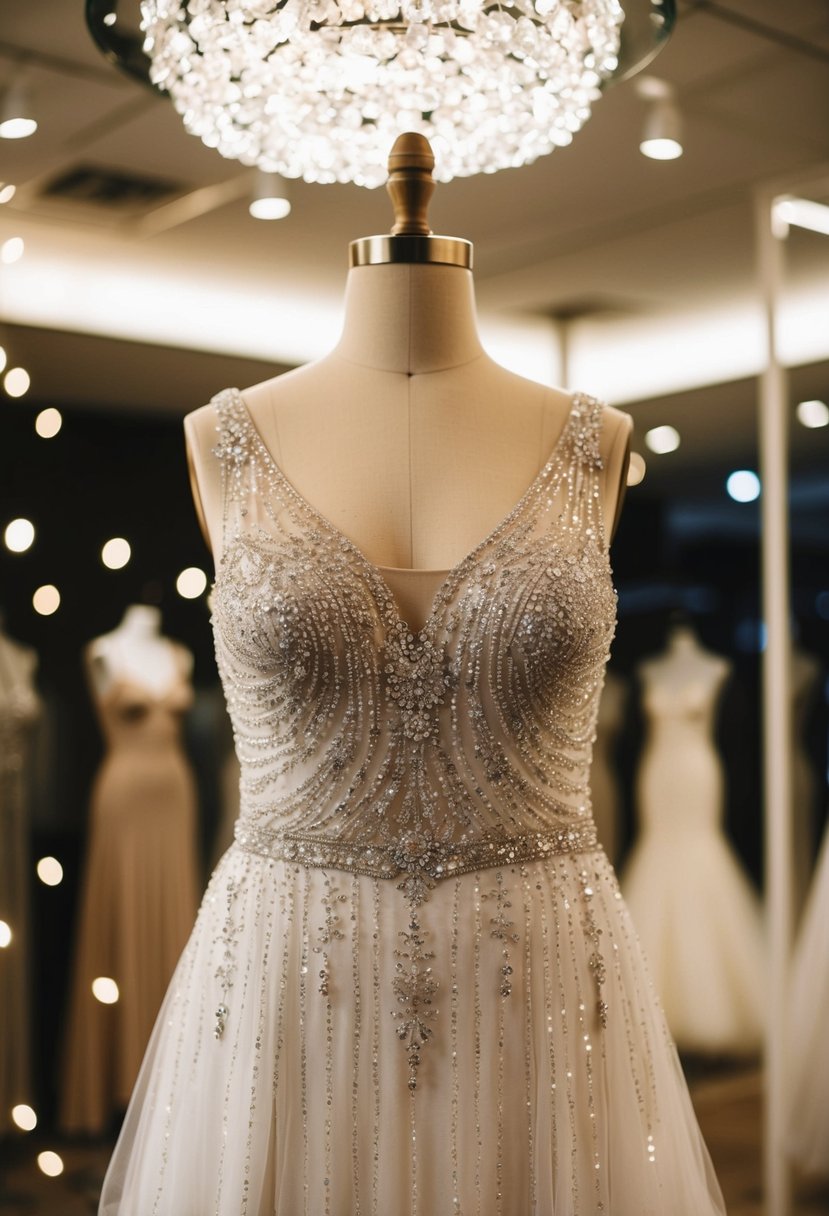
<box><xmin>0</xmin><ymin>81</ymin><xmax>38</xmax><ymax>140</ymax></box>
<box><xmin>635</xmin><ymin>76</ymin><xmax>682</xmax><ymax>161</ymax></box>
<box><xmin>249</xmin><ymin>172</ymin><xmax>291</xmax><ymax>221</ymax></box>
<box><xmin>772</xmin><ymin>196</ymin><xmax>829</xmax><ymax>239</ymax></box>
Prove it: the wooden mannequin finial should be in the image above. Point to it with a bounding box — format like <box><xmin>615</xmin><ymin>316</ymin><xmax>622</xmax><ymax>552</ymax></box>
<box><xmin>349</xmin><ymin>133</ymin><xmax>471</xmax><ymax>268</ymax></box>
<box><xmin>387</xmin><ymin>132</ymin><xmax>435</xmax><ymax>237</ymax></box>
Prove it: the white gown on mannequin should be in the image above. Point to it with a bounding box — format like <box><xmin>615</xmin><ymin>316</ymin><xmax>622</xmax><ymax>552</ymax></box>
<box><xmin>622</xmin><ymin>627</ymin><xmax>765</xmax><ymax>1054</ymax></box>
<box><xmin>787</xmin><ymin>815</ymin><xmax>829</xmax><ymax>1176</ymax></box>
<box><xmin>99</xmin><ymin>389</ymin><xmax>725</xmax><ymax>1215</ymax></box>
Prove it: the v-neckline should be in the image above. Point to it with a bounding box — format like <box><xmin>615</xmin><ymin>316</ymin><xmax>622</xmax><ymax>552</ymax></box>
<box><xmin>232</xmin><ymin>387</ymin><xmax>580</xmax><ymax>640</ymax></box>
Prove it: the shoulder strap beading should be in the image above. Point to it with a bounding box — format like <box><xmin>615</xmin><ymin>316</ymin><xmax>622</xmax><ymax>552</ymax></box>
<box><xmin>210</xmin><ymin>387</ymin><xmax>258</xmax><ymax>547</ymax></box>
<box><xmin>211</xmin><ymin>387</ymin><xmax>255</xmax><ymax>499</ymax></box>
<box><xmin>565</xmin><ymin>393</ymin><xmax>609</xmax><ymax>550</ymax></box>
<box><xmin>571</xmin><ymin>393</ymin><xmax>604</xmax><ymax>472</ymax></box>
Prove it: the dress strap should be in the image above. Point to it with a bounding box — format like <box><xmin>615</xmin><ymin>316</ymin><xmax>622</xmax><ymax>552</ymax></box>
<box><xmin>210</xmin><ymin>386</ymin><xmax>258</xmax><ymax>550</ymax></box>
<box><xmin>566</xmin><ymin>393</ymin><xmax>609</xmax><ymax>550</ymax></box>
<box><xmin>571</xmin><ymin>393</ymin><xmax>605</xmax><ymax>473</ymax></box>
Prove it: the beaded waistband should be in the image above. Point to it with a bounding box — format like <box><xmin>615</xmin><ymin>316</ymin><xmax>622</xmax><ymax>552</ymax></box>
<box><xmin>233</xmin><ymin>818</ymin><xmax>600</xmax><ymax>885</ymax></box>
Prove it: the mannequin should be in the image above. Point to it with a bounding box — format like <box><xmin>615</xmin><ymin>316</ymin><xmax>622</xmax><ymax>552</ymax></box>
<box><xmin>0</xmin><ymin>619</ymin><xmax>40</xmax><ymax>1136</ymax></box>
<box><xmin>87</xmin><ymin>604</ymin><xmax>183</xmax><ymax>697</ymax></box>
<box><xmin>60</xmin><ymin>606</ymin><xmax>200</xmax><ymax>1134</ymax></box>
<box><xmin>97</xmin><ymin>137</ymin><xmax>730</xmax><ymax>1216</ymax></box>
<box><xmin>622</xmin><ymin>619</ymin><xmax>766</xmax><ymax>1054</ymax></box>
<box><xmin>185</xmin><ymin>138</ymin><xmax>632</xmax><ymax>590</ymax></box>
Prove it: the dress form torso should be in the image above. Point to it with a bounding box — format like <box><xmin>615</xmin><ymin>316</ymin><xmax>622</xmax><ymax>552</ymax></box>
<box><xmin>184</xmin><ymin>262</ymin><xmax>633</xmax><ymax>625</ymax></box>
<box><xmin>636</xmin><ymin>626</ymin><xmax>730</xmax><ymax>834</ymax></box>
<box><xmin>87</xmin><ymin>605</ymin><xmax>186</xmax><ymax>699</ymax></box>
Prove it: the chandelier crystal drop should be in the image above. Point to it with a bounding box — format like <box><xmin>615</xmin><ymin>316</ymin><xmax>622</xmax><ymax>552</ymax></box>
<box><xmin>140</xmin><ymin>0</ymin><xmax>624</xmax><ymax>187</ymax></box>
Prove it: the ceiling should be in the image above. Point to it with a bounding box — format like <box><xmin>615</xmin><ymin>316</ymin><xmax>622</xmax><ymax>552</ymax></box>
<box><xmin>0</xmin><ymin>0</ymin><xmax>828</xmax><ymax>477</ymax></box>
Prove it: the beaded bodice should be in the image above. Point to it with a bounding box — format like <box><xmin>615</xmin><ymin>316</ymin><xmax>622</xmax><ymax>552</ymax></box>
<box><xmin>210</xmin><ymin>386</ymin><xmax>617</xmax><ymax>903</ymax></box>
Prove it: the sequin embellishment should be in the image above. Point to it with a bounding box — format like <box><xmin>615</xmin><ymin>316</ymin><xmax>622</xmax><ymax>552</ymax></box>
<box><xmin>210</xmin><ymin>386</ymin><xmax>616</xmax><ymax>1082</ymax></box>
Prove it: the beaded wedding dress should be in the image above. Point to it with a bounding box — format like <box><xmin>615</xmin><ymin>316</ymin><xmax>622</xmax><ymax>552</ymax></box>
<box><xmin>99</xmin><ymin>387</ymin><xmax>726</xmax><ymax>1215</ymax></box>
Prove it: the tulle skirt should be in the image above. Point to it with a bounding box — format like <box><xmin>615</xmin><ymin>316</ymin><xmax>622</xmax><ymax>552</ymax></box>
<box><xmin>99</xmin><ymin>843</ymin><xmax>726</xmax><ymax>1215</ymax></box>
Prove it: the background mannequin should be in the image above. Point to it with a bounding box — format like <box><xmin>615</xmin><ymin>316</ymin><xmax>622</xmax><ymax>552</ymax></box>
<box><xmin>86</xmin><ymin>603</ymin><xmax>180</xmax><ymax>697</ymax></box>
<box><xmin>621</xmin><ymin>619</ymin><xmax>765</xmax><ymax>1054</ymax></box>
<box><xmin>60</xmin><ymin>605</ymin><xmax>200</xmax><ymax>1134</ymax></box>
<box><xmin>0</xmin><ymin>620</ymin><xmax>40</xmax><ymax>1136</ymax></box>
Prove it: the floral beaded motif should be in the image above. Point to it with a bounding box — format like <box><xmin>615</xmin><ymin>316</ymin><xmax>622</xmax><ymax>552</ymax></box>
<box><xmin>210</xmin><ymin>386</ymin><xmax>616</xmax><ymax>1083</ymax></box>
<box><xmin>383</xmin><ymin>622</ymin><xmax>453</xmax><ymax>741</ymax></box>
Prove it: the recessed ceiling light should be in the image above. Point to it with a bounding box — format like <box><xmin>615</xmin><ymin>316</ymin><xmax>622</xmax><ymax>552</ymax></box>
<box><xmin>177</xmin><ymin>566</ymin><xmax>208</xmax><ymax>599</ymax></box>
<box><xmin>4</xmin><ymin>367</ymin><xmax>31</xmax><ymax>397</ymax></box>
<box><xmin>37</xmin><ymin>1152</ymin><xmax>64</xmax><ymax>1178</ymax></box>
<box><xmin>636</xmin><ymin>77</ymin><xmax>683</xmax><ymax>161</ymax></box>
<box><xmin>0</xmin><ymin>83</ymin><xmax>37</xmax><ymax>140</ymax></box>
<box><xmin>249</xmin><ymin>171</ymin><xmax>291</xmax><ymax>221</ymax></box>
<box><xmin>11</xmin><ymin>1104</ymin><xmax>37</xmax><ymax>1131</ymax></box>
<box><xmin>644</xmin><ymin>424</ymin><xmax>680</xmax><ymax>454</ymax></box>
<box><xmin>5</xmin><ymin>517</ymin><xmax>35</xmax><ymax>552</ymax></box>
<box><xmin>92</xmin><ymin>976</ymin><xmax>120</xmax><ymax>1004</ymax></box>
<box><xmin>37</xmin><ymin>856</ymin><xmax>64</xmax><ymax>886</ymax></box>
<box><xmin>1</xmin><ymin>236</ymin><xmax>23</xmax><ymax>263</ymax></box>
<box><xmin>33</xmin><ymin>584</ymin><xmax>61</xmax><ymax>616</ymax></box>
<box><xmin>101</xmin><ymin>537</ymin><xmax>132</xmax><ymax>569</ymax></box>
<box><xmin>726</xmin><ymin>470</ymin><xmax>760</xmax><ymax>503</ymax></box>
<box><xmin>796</xmin><ymin>399</ymin><xmax>829</xmax><ymax>429</ymax></box>
<box><xmin>36</xmin><ymin>408</ymin><xmax>63</xmax><ymax>438</ymax></box>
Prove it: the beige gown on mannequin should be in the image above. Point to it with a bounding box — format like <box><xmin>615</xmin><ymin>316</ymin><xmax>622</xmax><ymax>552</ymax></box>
<box><xmin>99</xmin><ymin>138</ymin><xmax>725</xmax><ymax>1215</ymax></box>
<box><xmin>60</xmin><ymin>606</ymin><xmax>200</xmax><ymax>1134</ymax></box>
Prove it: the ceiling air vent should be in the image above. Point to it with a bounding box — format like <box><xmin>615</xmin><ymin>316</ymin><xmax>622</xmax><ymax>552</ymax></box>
<box><xmin>41</xmin><ymin>164</ymin><xmax>184</xmax><ymax>210</ymax></box>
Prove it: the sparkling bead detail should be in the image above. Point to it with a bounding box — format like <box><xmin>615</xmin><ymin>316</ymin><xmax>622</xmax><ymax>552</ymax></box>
<box><xmin>384</xmin><ymin>622</ymin><xmax>453</xmax><ymax>741</ymax></box>
<box><xmin>210</xmin><ymin>385</ymin><xmax>617</xmax><ymax>1092</ymax></box>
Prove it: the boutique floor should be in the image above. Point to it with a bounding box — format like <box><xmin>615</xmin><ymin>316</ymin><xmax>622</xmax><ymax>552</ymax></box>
<box><xmin>1</xmin><ymin>1065</ymin><xmax>827</xmax><ymax>1215</ymax></box>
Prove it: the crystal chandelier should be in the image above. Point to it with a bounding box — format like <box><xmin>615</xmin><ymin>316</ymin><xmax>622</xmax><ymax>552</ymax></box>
<box><xmin>139</xmin><ymin>0</ymin><xmax>626</xmax><ymax>187</ymax></box>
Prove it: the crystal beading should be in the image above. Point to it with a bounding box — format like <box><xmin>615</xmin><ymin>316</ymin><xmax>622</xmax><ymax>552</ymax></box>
<box><xmin>235</xmin><ymin>818</ymin><xmax>599</xmax><ymax>884</ymax></box>
<box><xmin>210</xmin><ymin>384</ymin><xmax>616</xmax><ymax>1082</ymax></box>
